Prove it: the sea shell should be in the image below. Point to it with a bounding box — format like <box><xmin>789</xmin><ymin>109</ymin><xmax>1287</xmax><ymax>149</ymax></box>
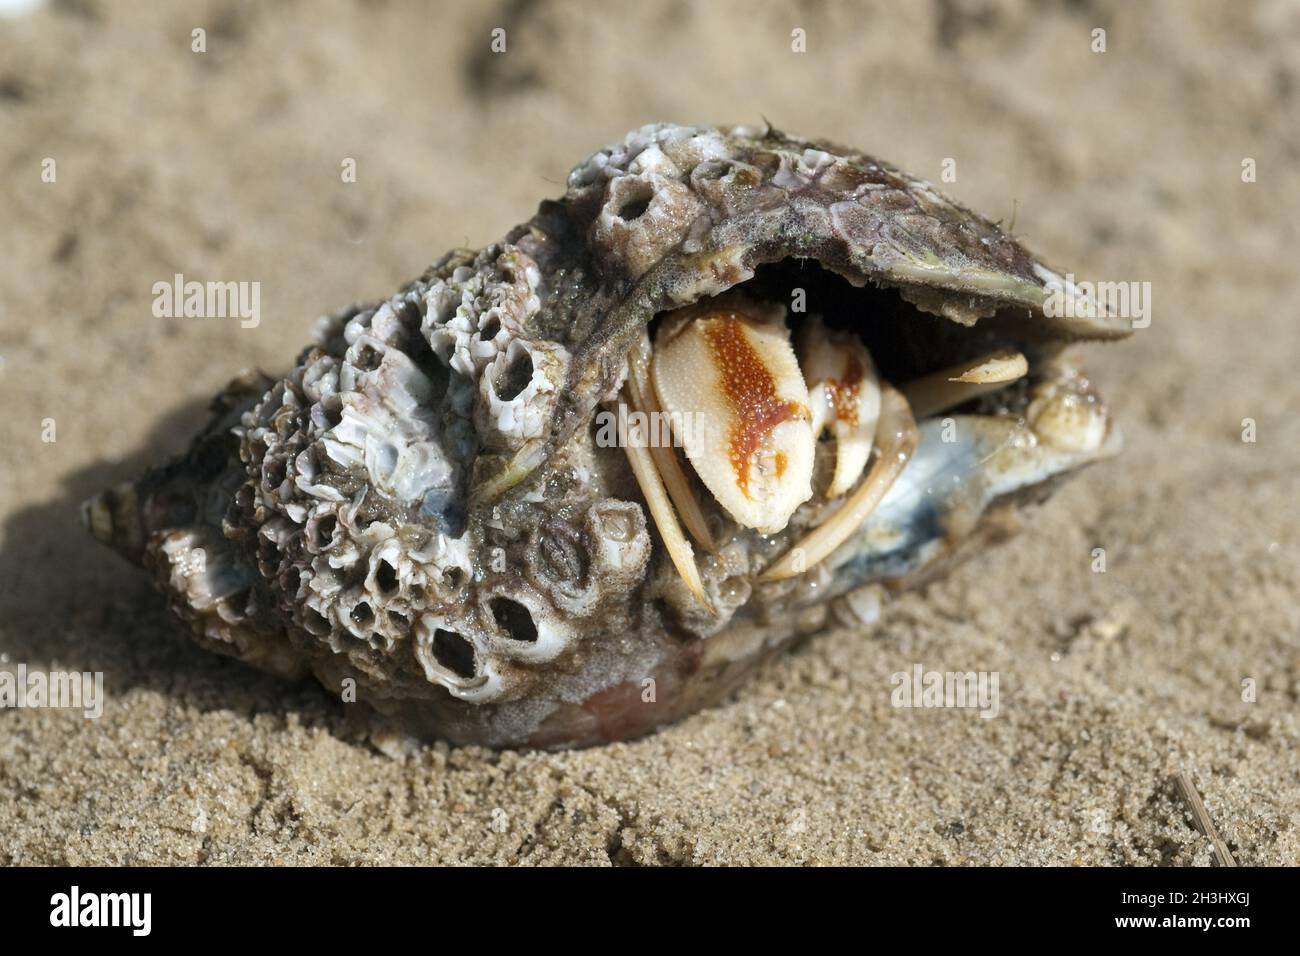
<box><xmin>85</xmin><ymin>123</ymin><xmax>1129</xmax><ymax>749</ymax></box>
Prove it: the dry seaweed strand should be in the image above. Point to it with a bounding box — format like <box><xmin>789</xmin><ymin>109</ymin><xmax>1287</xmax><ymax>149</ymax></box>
<box><xmin>1174</xmin><ymin>771</ymin><xmax>1238</xmax><ymax>867</ymax></box>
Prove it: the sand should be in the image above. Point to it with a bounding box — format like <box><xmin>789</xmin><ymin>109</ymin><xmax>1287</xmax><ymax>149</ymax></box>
<box><xmin>1</xmin><ymin>0</ymin><xmax>1297</xmax><ymax>865</ymax></box>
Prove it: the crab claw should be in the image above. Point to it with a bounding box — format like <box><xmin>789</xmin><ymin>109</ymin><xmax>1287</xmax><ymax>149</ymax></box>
<box><xmin>651</xmin><ymin>307</ymin><xmax>814</xmax><ymax>535</ymax></box>
<box><xmin>799</xmin><ymin>317</ymin><xmax>882</xmax><ymax>499</ymax></box>
<box><xmin>759</xmin><ymin>381</ymin><xmax>918</xmax><ymax>582</ymax></box>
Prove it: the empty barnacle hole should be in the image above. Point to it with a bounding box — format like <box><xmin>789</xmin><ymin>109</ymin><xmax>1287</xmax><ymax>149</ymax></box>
<box><xmin>491</xmin><ymin>342</ymin><xmax>534</xmax><ymax>402</ymax></box>
<box><xmin>350</xmin><ymin>600</ymin><xmax>374</xmax><ymax>629</ymax></box>
<box><xmin>691</xmin><ymin>159</ymin><xmax>732</xmax><ymax>183</ymax></box>
<box><xmin>351</xmin><ymin>342</ymin><xmax>384</xmax><ymax>372</ymax></box>
<box><xmin>302</xmin><ymin>605</ymin><xmax>331</xmax><ymax>637</ymax></box>
<box><xmin>411</xmin><ymin>610</ymin><xmax>487</xmax><ymax>685</ymax></box>
<box><xmin>374</xmin><ymin>558</ymin><xmax>399</xmax><ymax>595</ymax></box>
<box><xmin>310</xmin><ymin>514</ymin><xmax>337</xmax><ymax>551</ymax></box>
<box><xmin>616</xmin><ymin>184</ymin><xmax>653</xmax><ymax>222</ymax></box>
<box><xmin>261</xmin><ymin>455</ymin><xmax>288</xmax><ymax>490</ymax></box>
<box><xmin>488</xmin><ymin>596</ymin><xmax>539</xmax><ymax>643</ymax></box>
<box><xmin>604</xmin><ymin>173</ymin><xmax>658</xmax><ymax>224</ymax></box>
<box><xmin>478</xmin><ymin>315</ymin><xmax>501</xmax><ymax>341</ymax></box>
<box><xmin>432</xmin><ymin>628</ymin><xmax>476</xmax><ymax>678</ymax></box>
<box><xmin>256</xmin><ymin>533</ymin><xmax>281</xmax><ymax>572</ymax></box>
<box><xmin>595</xmin><ymin>174</ymin><xmax>708</xmax><ymax>280</ymax></box>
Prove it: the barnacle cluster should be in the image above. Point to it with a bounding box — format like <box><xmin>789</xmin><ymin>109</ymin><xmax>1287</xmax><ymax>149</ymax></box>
<box><xmin>220</xmin><ymin>246</ymin><xmax>644</xmax><ymax>709</ymax></box>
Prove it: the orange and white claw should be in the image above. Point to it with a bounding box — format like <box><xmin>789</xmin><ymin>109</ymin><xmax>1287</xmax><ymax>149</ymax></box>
<box><xmin>799</xmin><ymin>316</ymin><xmax>882</xmax><ymax>499</ymax></box>
<box><xmin>759</xmin><ymin>381</ymin><xmax>918</xmax><ymax>583</ymax></box>
<box><xmin>650</xmin><ymin>306</ymin><xmax>815</xmax><ymax>535</ymax></box>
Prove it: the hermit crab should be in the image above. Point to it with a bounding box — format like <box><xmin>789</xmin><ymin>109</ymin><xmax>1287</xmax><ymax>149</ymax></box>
<box><xmin>85</xmin><ymin>124</ymin><xmax>1130</xmax><ymax>749</ymax></box>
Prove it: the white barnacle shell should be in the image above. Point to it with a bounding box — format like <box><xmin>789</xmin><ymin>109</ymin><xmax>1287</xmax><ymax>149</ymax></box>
<box><xmin>412</xmin><ymin>611</ymin><xmax>502</xmax><ymax>703</ymax></box>
<box><xmin>480</xmin><ymin>587</ymin><xmax>573</xmax><ymax>665</ymax></box>
<box><xmin>322</xmin><ymin>346</ymin><xmax>459</xmax><ymax>511</ymax></box>
<box><xmin>523</xmin><ymin>500</ymin><xmax>651</xmax><ymax>620</ymax></box>
<box><xmin>654</xmin><ymin>125</ymin><xmax>732</xmax><ymax>170</ymax></box>
<box><xmin>424</xmin><ymin>246</ymin><xmax>542</xmax><ymax>378</ymax></box>
<box><xmin>478</xmin><ymin>338</ymin><xmax>570</xmax><ymax>449</ymax></box>
<box><xmin>567</xmin><ymin>123</ymin><xmax>726</xmax><ymax>189</ymax></box>
<box><xmin>592</xmin><ymin>172</ymin><xmax>706</xmax><ymax>279</ymax></box>
<box><xmin>771</xmin><ymin>147</ymin><xmax>837</xmax><ymax>189</ymax></box>
<box><xmin>583</xmin><ymin>500</ymin><xmax>651</xmax><ymax>583</ymax></box>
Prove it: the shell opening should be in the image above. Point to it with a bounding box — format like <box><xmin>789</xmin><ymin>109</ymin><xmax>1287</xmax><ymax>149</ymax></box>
<box><xmin>636</xmin><ymin>259</ymin><xmax>1117</xmax><ymax>591</ymax></box>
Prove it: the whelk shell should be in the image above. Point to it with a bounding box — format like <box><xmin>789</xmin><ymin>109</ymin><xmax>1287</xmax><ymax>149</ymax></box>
<box><xmin>85</xmin><ymin>123</ymin><xmax>1129</xmax><ymax>749</ymax></box>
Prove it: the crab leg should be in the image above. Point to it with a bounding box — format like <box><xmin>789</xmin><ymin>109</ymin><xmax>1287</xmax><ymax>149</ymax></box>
<box><xmin>758</xmin><ymin>382</ymin><xmax>918</xmax><ymax>582</ymax></box>
<box><xmin>902</xmin><ymin>349</ymin><xmax>1028</xmax><ymax>419</ymax></box>
<box><xmin>625</xmin><ymin>337</ymin><xmax>717</xmax><ymax>552</ymax></box>
<box><xmin>617</xmin><ymin>383</ymin><xmax>712</xmax><ymax>607</ymax></box>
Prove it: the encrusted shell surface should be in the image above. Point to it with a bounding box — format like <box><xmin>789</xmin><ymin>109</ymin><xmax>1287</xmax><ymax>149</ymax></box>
<box><xmin>86</xmin><ymin>124</ymin><xmax>1128</xmax><ymax>749</ymax></box>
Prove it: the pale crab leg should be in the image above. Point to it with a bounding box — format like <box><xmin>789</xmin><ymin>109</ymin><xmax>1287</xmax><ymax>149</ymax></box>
<box><xmin>625</xmin><ymin>337</ymin><xmax>717</xmax><ymax>553</ymax></box>
<box><xmin>617</xmin><ymin>385</ymin><xmax>711</xmax><ymax>607</ymax></box>
<box><xmin>758</xmin><ymin>382</ymin><xmax>919</xmax><ymax>582</ymax></box>
<box><xmin>902</xmin><ymin>349</ymin><xmax>1028</xmax><ymax>419</ymax></box>
<box><xmin>800</xmin><ymin>317</ymin><xmax>882</xmax><ymax>498</ymax></box>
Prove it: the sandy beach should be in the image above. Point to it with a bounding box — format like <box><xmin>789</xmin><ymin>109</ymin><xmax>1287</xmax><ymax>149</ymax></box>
<box><xmin>1</xmin><ymin>0</ymin><xmax>1297</xmax><ymax>865</ymax></box>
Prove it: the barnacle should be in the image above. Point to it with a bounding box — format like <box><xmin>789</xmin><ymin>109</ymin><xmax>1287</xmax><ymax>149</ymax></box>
<box><xmin>85</xmin><ymin>124</ymin><xmax>1128</xmax><ymax>749</ymax></box>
